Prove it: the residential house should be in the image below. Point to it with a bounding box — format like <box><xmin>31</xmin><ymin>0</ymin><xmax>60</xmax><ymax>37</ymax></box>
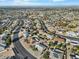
<box><xmin>32</xmin><ymin>35</ymin><xmax>40</xmax><ymax>42</ymax></box>
<box><xmin>66</xmin><ymin>38</ymin><xmax>71</xmax><ymax>43</ymax></box>
<box><xmin>56</xmin><ymin>30</ymin><xmax>63</xmax><ymax>35</ymax></box>
<box><xmin>53</xmin><ymin>37</ymin><xmax>65</xmax><ymax>43</ymax></box>
<box><xmin>0</xmin><ymin>35</ymin><xmax>6</xmax><ymax>52</ymax></box>
<box><xmin>46</xmin><ymin>34</ymin><xmax>54</xmax><ymax>39</ymax></box>
<box><xmin>75</xmin><ymin>55</ymin><xmax>79</xmax><ymax>59</ymax></box>
<box><xmin>1</xmin><ymin>30</ymin><xmax>9</xmax><ymax>40</ymax></box>
<box><xmin>70</xmin><ymin>40</ymin><xmax>79</xmax><ymax>46</ymax></box>
<box><xmin>66</xmin><ymin>31</ymin><xmax>77</xmax><ymax>37</ymax></box>
<box><xmin>35</xmin><ymin>43</ymin><xmax>47</xmax><ymax>52</ymax></box>
<box><xmin>49</xmin><ymin>48</ymin><xmax>64</xmax><ymax>59</ymax></box>
<box><xmin>66</xmin><ymin>38</ymin><xmax>79</xmax><ymax>46</ymax></box>
<box><xmin>23</xmin><ymin>31</ymin><xmax>29</xmax><ymax>38</ymax></box>
<box><xmin>76</xmin><ymin>32</ymin><xmax>79</xmax><ymax>37</ymax></box>
<box><xmin>70</xmin><ymin>53</ymin><xmax>79</xmax><ymax>59</ymax></box>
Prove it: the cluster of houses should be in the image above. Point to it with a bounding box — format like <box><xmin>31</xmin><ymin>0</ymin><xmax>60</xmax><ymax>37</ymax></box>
<box><xmin>26</xmin><ymin>30</ymin><xmax>66</xmax><ymax>59</ymax></box>
<box><xmin>56</xmin><ymin>30</ymin><xmax>79</xmax><ymax>59</ymax></box>
<box><xmin>20</xmin><ymin>27</ymin><xmax>66</xmax><ymax>59</ymax></box>
<box><xmin>0</xmin><ymin>31</ymin><xmax>9</xmax><ymax>52</ymax></box>
<box><xmin>66</xmin><ymin>38</ymin><xmax>79</xmax><ymax>59</ymax></box>
<box><xmin>56</xmin><ymin>30</ymin><xmax>79</xmax><ymax>38</ymax></box>
<box><xmin>20</xmin><ymin>26</ymin><xmax>79</xmax><ymax>59</ymax></box>
<box><xmin>19</xmin><ymin>18</ymin><xmax>79</xmax><ymax>59</ymax></box>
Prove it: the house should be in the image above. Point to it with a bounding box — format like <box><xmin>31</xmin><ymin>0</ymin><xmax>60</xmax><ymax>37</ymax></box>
<box><xmin>76</xmin><ymin>31</ymin><xmax>79</xmax><ymax>36</ymax></box>
<box><xmin>0</xmin><ymin>35</ymin><xmax>6</xmax><ymax>52</ymax></box>
<box><xmin>35</xmin><ymin>43</ymin><xmax>47</xmax><ymax>52</ymax></box>
<box><xmin>53</xmin><ymin>37</ymin><xmax>65</xmax><ymax>43</ymax></box>
<box><xmin>66</xmin><ymin>38</ymin><xmax>79</xmax><ymax>46</ymax></box>
<box><xmin>49</xmin><ymin>48</ymin><xmax>64</xmax><ymax>59</ymax></box>
<box><xmin>32</xmin><ymin>35</ymin><xmax>40</xmax><ymax>42</ymax></box>
<box><xmin>75</xmin><ymin>55</ymin><xmax>79</xmax><ymax>59</ymax></box>
<box><xmin>70</xmin><ymin>53</ymin><xmax>78</xmax><ymax>59</ymax></box>
<box><xmin>66</xmin><ymin>31</ymin><xmax>77</xmax><ymax>37</ymax></box>
<box><xmin>23</xmin><ymin>31</ymin><xmax>29</xmax><ymax>38</ymax></box>
<box><xmin>70</xmin><ymin>40</ymin><xmax>79</xmax><ymax>46</ymax></box>
<box><xmin>47</xmin><ymin>34</ymin><xmax>54</xmax><ymax>39</ymax></box>
<box><xmin>1</xmin><ymin>30</ymin><xmax>9</xmax><ymax>40</ymax></box>
<box><xmin>32</xmin><ymin>35</ymin><xmax>38</xmax><ymax>38</ymax></box>
<box><xmin>56</xmin><ymin>30</ymin><xmax>63</xmax><ymax>35</ymax></box>
<box><xmin>66</xmin><ymin>38</ymin><xmax>71</xmax><ymax>43</ymax></box>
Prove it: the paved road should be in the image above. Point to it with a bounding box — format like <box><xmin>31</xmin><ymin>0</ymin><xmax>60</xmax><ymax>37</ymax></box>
<box><xmin>0</xmin><ymin>21</ymin><xmax>9</xmax><ymax>29</ymax></box>
<box><xmin>0</xmin><ymin>19</ymin><xmax>13</xmax><ymax>29</ymax></box>
<box><xmin>13</xmin><ymin>38</ymin><xmax>36</xmax><ymax>59</ymax></box>
<box><xmin>12</xmin><ymin>19</ymin><xmax>36</xmax><ymax>59</ymax></box>
<box><xmin>38</xmin><ymin>19</ymin><xmax>48</xmax><ymax>33</ymax></box>
<box><xmin>55</xmin><ymin>33</ymin><xmax>79</xmax><ymax>41</ymax></box>
<box><xmin>39</xmin><ymin>19</ymin><xmax>79</xmax><ymax>41</ymax></box>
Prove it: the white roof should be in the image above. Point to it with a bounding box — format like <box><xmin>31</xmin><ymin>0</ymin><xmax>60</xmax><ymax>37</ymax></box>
<box><xmin>0</xmin><ymin>46</ymin><xmax>4</xmax><ymax>52</ymax></box>
<box><xmin>76</xmin><ymin>55</ymin><xmax>79</xmax><ymax>58</ymax></box>
<box><xmin>47</xmin><ymin>34</ymin><xmax>53</xmax><ymax>39</ymax></box>
<box><xmin>66</xmin><ymin>31</ymin><xmax>76</xmax><ymax>37</ymax></box>
<box><xmin>0</xmin><ymin>35</ymin><xmax>3</xmax><ymax>43</ymax></box>
<box><xmin>70</xmin><ymin>40</ymin><xmax>79</xmax><ymax>45</ymax></box>
<box><xmin>36</xmin><ymin>43</ymin><xmax>46</xmax><ymax>48</ymax></box>
<box><xmin>32</xmin><ymin>35</ymin><xmax>38</xmax><ymax>38</ymax></box>
<box><xmin>0</xmin><ymin>35</ymin><xmax>2</xmax><ymax>39</ymax></box>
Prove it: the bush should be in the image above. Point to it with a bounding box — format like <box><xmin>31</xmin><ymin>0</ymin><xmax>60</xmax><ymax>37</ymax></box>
<box><xmin>48</xmin><ymin>42</ymin><xmax>54</xmax><ymax>46</ymax></box>
<box><xmin>0</xmin><ymin>29</ymin><xmax>4</xmax><ymax>34</ymax></box>
<box><xmin>31</xmin><ymin>46</ymin><xmax>38</xmax><ymax>51</ymax></box>
<box><xmin>43</xmin><ymin>51</ymin><xmax>50</xmax><ymax>59</ymax></box>
<box><xmin>5</xmin><ymin>36</ymin><xmax>11</xmax><ymax>46</ymax></box>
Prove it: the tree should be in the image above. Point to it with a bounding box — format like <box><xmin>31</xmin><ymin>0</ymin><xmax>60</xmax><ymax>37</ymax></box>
<box><xmin>43</xmin><ymin>51</ymin><xmax>50</xmax><ymax>59</ymax></box>
<box><xmin>77</xmin><ymin>46</ymin><xmax>79</xmax><ymax>50</ymax></box>
<box><xmin>76</xmin><ymin>46</ymin><xmax>79</xmax><ymax>54</ymax></box>
<box><xmin>3</xmin><ymin>27</ymin><xmax>7</xmax><ymax>30</ymax></box>
<box><xmin>5</xmin><ymin>36</ymin><xmax>11</xmax><ymax>46</ymax></box>
<box><xmin>67</xmin><ymin>43</ymin><xmax>70</xmax><ymax>45</ymax></box>
<box><xmin>48</xmin><ymin>42</ymin><xmax>54</xmax><ymax>47</ymax></box>
<box><xmin>57</xmin><ymin>43</ymin><xmax>63</xmax><ymax>48</ymax></box>
<box><xmin>30</xmin><ymin>45</ymin><xmax>38</xmax><ymax>51</ymax></box>
<box><xmin>53</xmin><ymin>41</ymin><xmax>58</xmax><ymax>45</ymax></box>
<box><xmin>68</xmin><ymin>23</ymin><xmax>77</xmax><ymax>28</ymax></box>
<box><xmin>0</xmin><ymin>29</ymin><xmax>3</xmax><ymax>34</ymax></box>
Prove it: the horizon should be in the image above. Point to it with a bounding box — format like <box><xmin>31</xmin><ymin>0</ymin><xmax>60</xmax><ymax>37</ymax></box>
<box><xmin>1</xmin><ymin>5</ymin><xmax>79</xmax><ymax>8</ymax></box>
<box><xmin>0</xmin><ymin>0</ymin><xmax>79</xmax><ymax>6</ymax></box>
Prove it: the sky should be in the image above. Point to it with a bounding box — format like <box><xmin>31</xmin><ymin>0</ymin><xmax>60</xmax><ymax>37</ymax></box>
<box><xmin>0</xmin><ymin>0</ymin><xmax>79</xmax><ymax>6</ymax></box>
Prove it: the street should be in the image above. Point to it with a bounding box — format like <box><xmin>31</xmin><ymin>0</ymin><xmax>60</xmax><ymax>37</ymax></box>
<box><xmin>12</xmin><ymin>19</ymin><xmax>36</xmax><ymax>59</ymax></box>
